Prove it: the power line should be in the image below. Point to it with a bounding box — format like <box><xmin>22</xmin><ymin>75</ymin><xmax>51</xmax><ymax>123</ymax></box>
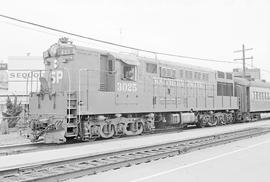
<box><xmin>0</xmin><ymin>20</ymin><xmax>61</xmax><ymax>38</ymax></box>
<box><xmin>0</xmin><ymin>19</ymin><xmax>123</xmax><ymax>54</ymax></box>
<box><xmin>1</xmin><ymin>14</ymin><xmax>270</xmax><ymax>76</ymax></box>
<box><xmin>1</xmin><ymin>16</ymin><xmax>270</xmax><ymax>80</ymax></box>
<box><xmin>0</xmin><ymin>14</ymin><xmax>237</xmax><ymax>64</ymax></box>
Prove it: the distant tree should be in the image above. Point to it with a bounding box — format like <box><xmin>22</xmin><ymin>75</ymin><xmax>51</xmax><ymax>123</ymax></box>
<box><xmin>2</xmin><ymin>96</ymin><xmax>23</xmax><ymax>128</ymax></box>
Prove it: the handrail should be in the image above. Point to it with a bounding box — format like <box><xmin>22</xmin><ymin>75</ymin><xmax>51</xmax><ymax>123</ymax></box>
<box><xmin>63</xmin><ymin>67</ymin><xmax>71</xmax><ymax>124</ymax></box>
<box><xmin>78</xmin><ymin>68</ymin><xmax>88</xmax><ymax>125</ymax></box>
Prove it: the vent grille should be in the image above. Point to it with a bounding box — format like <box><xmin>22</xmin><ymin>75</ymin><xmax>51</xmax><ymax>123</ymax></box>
<box><xmin>99</xmin><ymin>83</ymin><xmax>105</xmax><ymax>91</ymax></box>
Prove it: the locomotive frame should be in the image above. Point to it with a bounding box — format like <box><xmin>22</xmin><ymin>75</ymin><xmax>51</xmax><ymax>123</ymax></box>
<box><xmin>27</xmin><ymin>38</ymin><xmax>270</xmax><ymax>143</ymax></box>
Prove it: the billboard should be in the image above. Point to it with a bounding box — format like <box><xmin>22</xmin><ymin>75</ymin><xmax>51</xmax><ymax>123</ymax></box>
<box><xmin>8</xmin><ymin>56</ymin><xmax>44</xmax><ymax>103</ymax></box>
<box><xmin>8</xmin><ymin>70</ymin><xmax>42</xmax><ymax>82</ymax></box>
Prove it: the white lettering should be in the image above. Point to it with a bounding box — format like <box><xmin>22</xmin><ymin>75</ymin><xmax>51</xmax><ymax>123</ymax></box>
<box><xmin>8</xmin><ymin>71</ymin><xmax>42</xmax><ymax>81</ymax></box>
<box><xmin>51</xmin><ymin>70</ymin><xmax>63</xmax><ymax>84</ymax></box>
<box><xmin>56</xmin><ymin>71</ymin><xmax>63</xmax><ymax>83</ymax></box>
<box><xmin>117</xmin><ymin>82</ymin><xmax>137</xmax><ymax>92</ymax></box>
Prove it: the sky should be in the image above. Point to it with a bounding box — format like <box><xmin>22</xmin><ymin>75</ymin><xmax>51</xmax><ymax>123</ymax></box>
<box><xmin>0</xmin><ymin>0</ymin><xmax>269</xmax><ymax>80</ymax></box>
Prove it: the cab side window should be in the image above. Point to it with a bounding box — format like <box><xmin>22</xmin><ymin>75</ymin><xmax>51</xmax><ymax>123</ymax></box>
<box><xmin>122</xmin><ymin>64</ymin><xmax>136</xmax><ymax>81</ymax></box>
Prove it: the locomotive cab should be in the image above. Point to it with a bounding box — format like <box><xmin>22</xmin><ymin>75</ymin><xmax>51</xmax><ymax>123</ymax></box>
<box><xmin>28</xmin><ymin>38</ymin><xmax>141</xmax><ymax>143</ymax></box>
<box><xmin>113</xmin><ymin>54</ymin><xmax>140</xmax><ymax>106</ymax></box>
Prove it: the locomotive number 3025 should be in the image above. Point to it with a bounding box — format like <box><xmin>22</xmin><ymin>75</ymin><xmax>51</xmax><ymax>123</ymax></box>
<box><xmin>117</xmin><ymin>82</ymin><xmax>137</xmax><ymax>92</ymax></box>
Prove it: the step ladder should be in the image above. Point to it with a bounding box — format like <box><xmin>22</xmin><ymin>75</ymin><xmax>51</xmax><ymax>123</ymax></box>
<box><xmin>66</xmin><ymin>92</ymin><xmax>78</xmax><ymax>137</ymax></box>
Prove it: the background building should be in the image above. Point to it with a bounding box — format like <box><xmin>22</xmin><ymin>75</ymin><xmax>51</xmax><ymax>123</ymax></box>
<box><xmin>0</xmin><ymin>56</ymin><xmax>44</xmax><ymax>119</ymax></box>
<box><xmin>233</xmin><ymin>68</ymin><xmax>261</xmax><ymax>80</ymax></box>
<box><xmin>8</xmin><ymin>56</ymin><xmax>44</xmax><ymax>104</ymax></box>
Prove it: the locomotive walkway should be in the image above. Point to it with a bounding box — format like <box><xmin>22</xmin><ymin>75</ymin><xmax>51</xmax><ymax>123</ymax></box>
<box><xmin>0</xmin><ymin>120</ymin><xmax>270</xmax><ymax>181</ymax></box>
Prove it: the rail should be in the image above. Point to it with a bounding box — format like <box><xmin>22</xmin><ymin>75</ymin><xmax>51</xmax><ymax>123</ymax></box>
<box><xmin>1</xmin><ymin>126</ymin><xmax>270</xmax><ymax>181</ymax></box>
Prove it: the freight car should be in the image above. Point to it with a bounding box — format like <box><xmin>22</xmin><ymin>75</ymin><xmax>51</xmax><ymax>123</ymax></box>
<box><xmin>27</xmin><ymin>38</ymin><xmax>268</xmax><ymax>143</ymax></box>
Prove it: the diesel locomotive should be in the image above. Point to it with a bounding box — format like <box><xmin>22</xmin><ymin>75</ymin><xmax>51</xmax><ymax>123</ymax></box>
<box><xmin>27</xmin><ymin>38</ymin><xmax>270</xmax><ymax>143</ymax></box>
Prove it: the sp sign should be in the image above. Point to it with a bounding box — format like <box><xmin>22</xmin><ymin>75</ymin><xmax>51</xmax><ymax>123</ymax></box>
<box><xmin>51</xmin><ymin>70</ymin><xmax>63</xmax><ymax>84</ymax></box>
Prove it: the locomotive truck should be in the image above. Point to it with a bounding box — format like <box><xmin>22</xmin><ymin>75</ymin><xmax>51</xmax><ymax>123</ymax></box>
<box><xmin>27</xmin><ymin>38</ymin><xmax>270</xmax><ymax>143</ymax></box>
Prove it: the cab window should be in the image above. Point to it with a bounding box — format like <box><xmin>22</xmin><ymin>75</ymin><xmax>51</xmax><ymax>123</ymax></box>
<box><xmin>146</xmin><ymin>63</ymin><xmax>157</xmax><ymax>74</ymax></box>
<box><xmin>122</xmin><ymin>64</ymin><xmax>136</xmax><ymax>81</ymax></box>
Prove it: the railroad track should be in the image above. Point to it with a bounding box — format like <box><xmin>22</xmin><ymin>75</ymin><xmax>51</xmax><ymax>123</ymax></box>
<box><xmin>1</xmin><ymin>127</ymin><xmax>270</xmax><ymax>182</ymax></box>
<box><xmin>0</xmin><ymin>143</ymin><xmax>41</xmax><ymax>156</ymax></box>
<box><xmin>0</xmin><ymin>123</ymin><xmax>251</xmax><ymax>156</ymax></box>
<box><xmin>0</xmin><ymin>127</ymin><xmax>183</xmax><ymax>156</ymax></box>
<box><xmin>0</xmin><ymin>120</ymin><xmax>261</xmax><ymax>156</ymax></box>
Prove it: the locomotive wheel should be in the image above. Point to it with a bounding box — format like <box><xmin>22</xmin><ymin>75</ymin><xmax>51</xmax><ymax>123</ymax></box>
<box><xmin>226</xmin><ymin>114</ymin><xmax>233</xmax><ymax>124</ymax></box>
<box><xmin>244</xmin><ymin>113</ymin><xmax>251</xmax><ymax>122</ymax></box>
<box><xmin>144</xmin><ymin>121</ymin><xmax>154</xmax><ymax>132</ymax></box>
<box><xmin>123</xmin><ymin>121</ymin><xmax>144</xmax><ymax>136</ymax></box>
<box><xmin>196</xmin><ymin>121</ymin><xmax>205</xmax><ymax>128</ymax></box>
<box><xmin>207</xmin><ymin>115</ymin><xmax>217</xmax><ymax>126</ymax></box>
<box><xmin>196</xmin><ymin>115</ymin><xmax>207</xmax><ymax>128</ymax></box>
<box><xmin>113</xmin><ymin>123</ymin><xmax>124</xmax><ymax>138</ymax></box>
<box><xmin>218</xmin><ymin>115</ymin><xmax>226</xmax><ymax>125</ymax></box>
<box><xmin>212</xmin><ymin>117</ymin><xmax>218</xmax><ymax>126</ymax></box>
<box><xmin>137</xmin><ymin>122</ymin><xmax>144</xmax><ymax>135</ymax></box>
<box><xmin>100</xmin><ymin>124</ymin><xmax>115</xmax><ymax>139</ymax></box>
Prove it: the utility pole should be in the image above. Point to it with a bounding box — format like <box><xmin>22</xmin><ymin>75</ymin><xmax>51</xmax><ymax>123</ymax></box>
<box><xmin>234</xmin><ymin>44</ymin><xmax>253</xmax><ymax>79</ymax></box>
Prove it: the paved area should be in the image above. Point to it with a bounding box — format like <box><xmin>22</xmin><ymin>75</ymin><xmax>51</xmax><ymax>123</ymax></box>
<box><xmin>0</xmin><ymin>128</ymin><xmax>30</xmax><ymax>146</ymax></box>
<box><xmin>70</xmin><ymin>130</ymin><xmax>270</xmax><ymax>182</ymax></box>
<box><xmin>0</xmin><ymin>120</ymin><xmax>270</xmax><ymax>171</ymax></box>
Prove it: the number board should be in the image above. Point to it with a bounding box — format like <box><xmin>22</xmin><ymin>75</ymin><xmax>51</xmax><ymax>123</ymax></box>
<box><xmin>117</xmin><ymin>82</ymin><xmax>137</xmax><ymax>92</ymax></box>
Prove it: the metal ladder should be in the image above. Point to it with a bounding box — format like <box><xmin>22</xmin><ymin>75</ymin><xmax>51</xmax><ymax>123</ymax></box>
<box><xmin>66</xmin><ymin>92</ymin><xmax>78</xmax><ymax>137</ymax></box>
